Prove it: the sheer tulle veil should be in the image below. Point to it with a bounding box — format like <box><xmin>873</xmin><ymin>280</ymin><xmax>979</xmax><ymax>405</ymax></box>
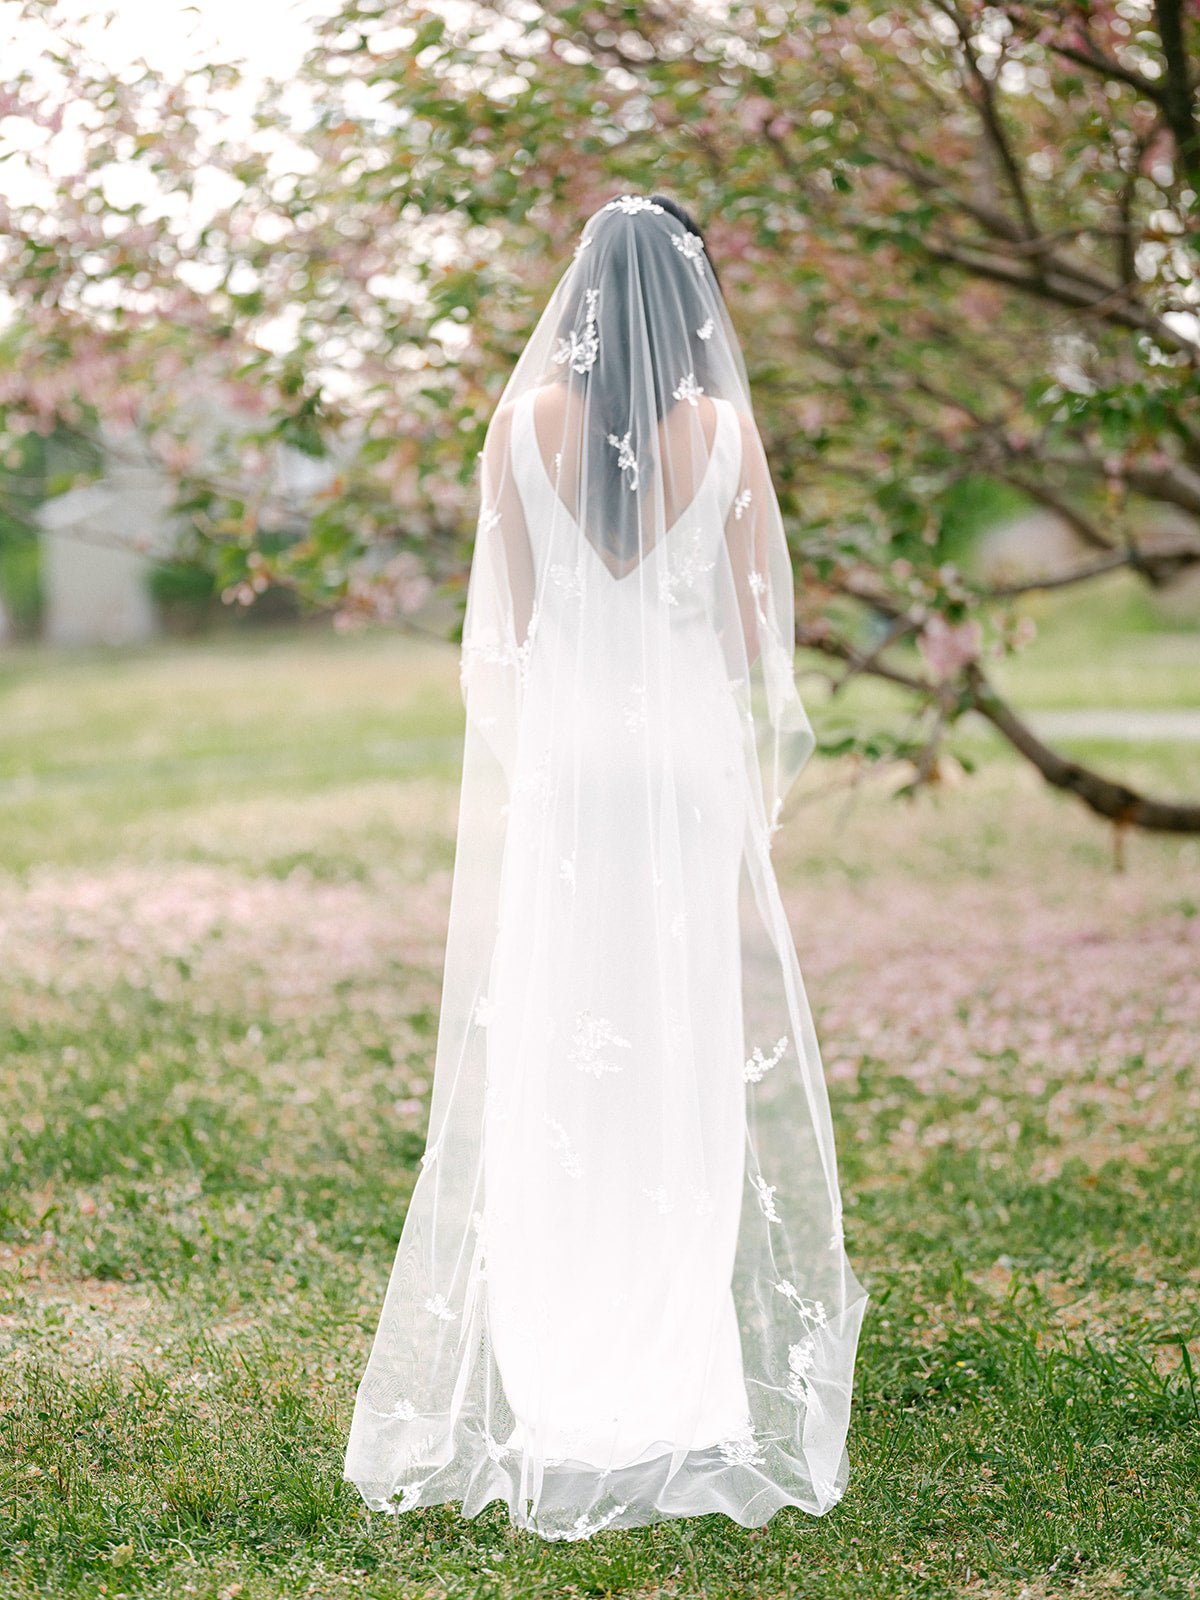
<box><xmin>343</xmin><ymin>193</ymin><xmax>869</xmax><ymax>1538</ymax></box>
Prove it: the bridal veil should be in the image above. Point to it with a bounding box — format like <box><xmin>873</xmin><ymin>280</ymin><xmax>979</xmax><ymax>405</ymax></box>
<box><xmin>343</xmin><ymin>193</ymin><xmax>869</xmax><ymax>1539</ymax></box>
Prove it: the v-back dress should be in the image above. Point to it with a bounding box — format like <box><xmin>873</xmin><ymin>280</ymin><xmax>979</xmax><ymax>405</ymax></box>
<box><xmin>479</xmin><ymin>389</ymin><xmax>752</xmax><ymax>1467</ymax></box>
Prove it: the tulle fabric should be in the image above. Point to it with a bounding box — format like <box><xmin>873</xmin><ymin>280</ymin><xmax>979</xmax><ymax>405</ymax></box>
<box><xmin>343</xmin><ymin>195</ymin><xmax>869</xmax><ymax>1538</ymax></box>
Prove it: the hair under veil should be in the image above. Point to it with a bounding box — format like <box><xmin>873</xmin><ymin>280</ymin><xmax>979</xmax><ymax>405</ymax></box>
<box><xmin>344</xmin><ymin>193</ymin><xmax>869</xmax><ymax>1539</ymax></box>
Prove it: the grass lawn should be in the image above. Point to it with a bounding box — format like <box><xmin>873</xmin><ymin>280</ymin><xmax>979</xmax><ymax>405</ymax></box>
<box><xmin>1</xmin><ymin>622</ymin><xmax>1197</xmax><ymax>1600</ymax></box>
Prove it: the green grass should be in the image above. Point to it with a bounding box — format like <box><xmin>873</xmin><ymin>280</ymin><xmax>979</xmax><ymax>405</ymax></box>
<box><xmin>1</xmin><ymin>624</ymin><xmax>1198</xmax><ymax>1600</ymax></box>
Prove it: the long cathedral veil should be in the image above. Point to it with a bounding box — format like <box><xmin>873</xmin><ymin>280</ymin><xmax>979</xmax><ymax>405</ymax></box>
<box><xmin>343</xmin><ymin>194</ymin><xmax>869</xmax><ymax>1538</ymax></box>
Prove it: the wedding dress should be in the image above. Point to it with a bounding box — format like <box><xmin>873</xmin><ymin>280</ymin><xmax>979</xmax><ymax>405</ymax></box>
<box><xmin>343</xmin><ymin>194</ymin><xmax>869</xmax><ymax>1539</ymax></box>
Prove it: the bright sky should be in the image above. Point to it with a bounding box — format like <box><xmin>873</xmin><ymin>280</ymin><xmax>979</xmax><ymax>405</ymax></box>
<box><xmin>2</xmin><ymin>0</ymin><xmax>332</xmax><ymax>87</ymax></box>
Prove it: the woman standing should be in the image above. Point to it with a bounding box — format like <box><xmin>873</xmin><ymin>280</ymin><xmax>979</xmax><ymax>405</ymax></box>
<box><xmin>344</xmin><ymin>192</ymin><xmax>869</xmax><ymax>1540</ymax></box>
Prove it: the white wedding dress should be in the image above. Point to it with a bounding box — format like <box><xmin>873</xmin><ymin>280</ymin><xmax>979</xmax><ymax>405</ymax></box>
<box><xmin>344</xmin><ymin>194</ymin><xmax>868</xmax><ymax>1540</ymax></box>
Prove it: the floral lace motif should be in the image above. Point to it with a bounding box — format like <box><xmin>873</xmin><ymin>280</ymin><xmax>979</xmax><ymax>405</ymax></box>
<box><xmin>549</xmin><ymin>560</ymin><xmax>585</xmax><ymax>601</ymax></box>
<box><xmin>424</xmin><ymin>1294</ymin><xmax>456</xmax><ymax>1322</ymax></box>
<box><xmin>568</xmin><ymin>1008</ymin><xmax>632</xmax><ymax>1077</ymax></box>
<box><xmin>544</xmin><ymin>1114</ymin><xmax>583</xmax><ymax>1178</ymax></box>
<box><xmin>604</xmin><ymin>195</ymin><xmax>664</xmax><ymax>215</ymax></box>
<box><xmin>554</xmin><ymin>287</ymin><xmax>600</xmax><ymax>375</ymax></box>
<box><xmin>733</xmin><ymin>487</ymin><xmax>753</xmax><ymax>520</ymax></box>
<box><xmin>753</xmin><ymin>1173</ymin><xmax>781</xmax><ymax>1222</ymax></box>
<box><xmin>373</xmin><ymin>1482</ymin><xmax>423</xmax><ymax>1514</ymax></box>
<box><xmin>473</xmin><ymin>994</ymin><xmax>497</xmax><ymax>1027</ymax></box>
<box><xmin>774</xmin><ymin>1281</ymin><xmax>829</xmax><ymax>1328</ymax></box>
<box><xmin>786</xmin><ymin>1335</ymin><xmax>818</xmax><ymax>1402</ymax></box>
<box><xmin>607</xmin><ymin>429</ymin><xmax>640</xmax><ymax>491</ymax></box>
<box><xmin>672</xmin><ymin>370</ymin><xmax>704</xmax><ymax>407</ymax></box>
<box><xmin>542</xmin><ymin>1502</ymin><xmax>630</xmax><ymax>1540</ymax></box>
<box><xmin>697</xmin><ymin>317</ymin><xmax>714</xmax><ymax>340</ymax></box>
<box><xmin>658</xmin><ymin>524</ymin><xmax>716</xmax><ymax>608</ymax></box>
<box><xmin>672</xmin><ymin>230</ymin><xmax>707</xmax><ymax>276</ymax></box>
<box><xmin>744</xmin><ymin>1033</ymin><xmax>789</xmax><ymax>1083</ymax></box>
<box><xmin>716</xmin><ymin>1426</ymin><xmax>765</xmax><ymax>1467</ymax></box>
<box><xmin>502</xmin><ymin>747</ymin><xmax>553</xmax><ymax>820</ymax></box>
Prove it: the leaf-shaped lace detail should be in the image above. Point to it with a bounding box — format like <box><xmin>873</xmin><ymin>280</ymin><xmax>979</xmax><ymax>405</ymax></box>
<box><xmin>786</xmin><ymin>1335</ymin><xmax>818</xmax><ymax>1402</ymax></box>
<box><xmin>753</xmin><ymin>1173</ymin><xmax>781</xmax><ymax>1222</ymax></box>
<box><xmin>544</xmin><ymin>1114</ymin><xmax>583</xmax><ymax>1178</ymax></box>
<box><xmin>549</xmin><ymin>560</ymin><xmax>585</xmax><ymax>600</ymax></box>
<box><xmin>774</xmin><ymin>1281</ymin><xmax>829</xmax><ymax>1327</ymax></box>
<box><xmin>697</xmin><ymin>317</ymin><xmax>714</xmax><ymax>340</ymax></box>
<box><xmin>672</xmin><ymin>230</ymin><xmax>707</xmax><ymax>276</ymax></box>
<box><xmin>733</xmin><ymin>488</ymin><xmax>753</xmax><ymax>520</ymax></box>
<box><xmin>553</xmin><ymin>287</ymin><xmax>600</xmax><ymax>375</ymax></box>
<box><xmin>716</xmin><ymin>1426</ymin><xmax>765</xmax><ymax>1467</ymax></box>
<box><xmin>672</xmin><ymin>370</ymin><xmax>704</xmax><ymax>407</ymax></box>
<box><xmin>744</xmin><ymin>1033</ymin><xmax>788</xmax><ymax>1083</ymax></box>
<box><xmin>606</xmin><ymin>429</ymin><xmax>640</xmax><ymax>491</ymax></box>
<box><xmin>542</xmin><ymin>1502</ymin><xmax>630</xmax><ymax>1540</ymax></box>
<box><xmin>423</xmin><ymin>1294</ymin><xmax>456</xmax><ymax>1322</ymax></box>
<box><xmin>604</xmin><ymin>195</ymin><xmax>665</xmax><ymax>215</ymax></box>
<box><xmin>567</xmin><ymin>1008</ymin><xmax>632</xmax><ymax>1077</ymax></box>
<box><xmin>372</xmin><ymin>1482</ymin><xmax>424</xmax><ymax>1514</ymax></box>
<box><xmin>658</xmin><ymin>524</ymin><xmax>716</xmax><ymax>608</ymax></box>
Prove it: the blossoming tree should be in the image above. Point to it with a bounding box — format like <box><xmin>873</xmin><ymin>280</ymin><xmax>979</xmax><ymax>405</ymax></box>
<box><xmin>2</xmin><ymin>0</ymin><xmax>1197</xmax><ymax>832</ymax></box>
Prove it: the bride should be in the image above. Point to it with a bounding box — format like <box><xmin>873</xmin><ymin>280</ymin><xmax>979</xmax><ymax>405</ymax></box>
<box><xmin>343</xmin><ymin>192</ymin><xmax>869</xmax><ymax>1540</ymax></box>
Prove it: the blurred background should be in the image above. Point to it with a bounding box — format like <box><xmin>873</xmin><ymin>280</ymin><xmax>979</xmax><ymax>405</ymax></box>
<box><xmin>1</xmin><ymin>4</ymin><xmax>1197</xmax><ymax>1598</ymax></box>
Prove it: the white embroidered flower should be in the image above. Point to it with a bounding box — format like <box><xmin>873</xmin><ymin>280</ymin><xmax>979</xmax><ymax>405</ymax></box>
<box><xmin>716</xmin><ymin>1426</ymin><xmax>765</xmax><ymax>1467</ymax></box>
<box><xmin>484</xmin><ymin>1431</ymin><xmax>510</xmax><ymax>1463</ymax></box>
<box><xmin>733</xmin><ymin>488</ymin><xmax>753</xmax><ymax>520</ymax></box>
<box><xmin>748</xmin><ymin>568</ymin><xmax>767</xmax><ymax>597</ymax></box>
<box><xmin>643</xmin><ymin>1184</ymin><xmax>674</xmax><ymax>1215</ymax></box>
<box><xmin>543</xmin><ymin>1502</ymin><xmax>630</xmax><ymax>1540</ymax></box>
<box><xmin>573</xmin><ymin>232</ymin><xmax>593</xmax><ymax>259</ymax></box>
<box><xmin>568</xmin><ymin>1008</ymin><xmax>632</xmax><ymax>1077</ymax></box>
<box><xmin>672</xmin><ymin>370</ymin><xmax>704</xmax><ymax>407</ymax></box>
<box><xmin>473</xmin><ymin>994</ymin><xmax>497</xmax><ymax>1027</ymax></box>
<box><xmin>387</xmin><ymin>1397</ymin><xmax>417</xmax><ymax>1421</ymax></box>
<box><xmin>774</xmin><ymin>1282</ymin><xmax>829</xmax><ymax>1327</ymax></box>
<box><xmin>829</xmin><ymin>1200</ymin><xmax>845</xmax><ymax>1250</ymax></box>
<box><xmin>379</xmin><ymin>1483</ymin><xmax>423</xmax><ymax>1514</ymax></box>
<box><xmin>419</xmin><ymin>1139</ymin><xmax>441</xmax><ymax>1169</ymax></box>
<box><xmin>604</xmin><ymin>195</ymin><xmax>664</xmax><ymax>215</ymax></box>
<box><xmin>424</xmin><ymin>1294</ymin><xmax>456</xmax><ymax>1322</ymax></box>
<box><xmin>607</xmin><ymin>429</ymin><xmax>640</xmax><ymax>491</ymax></box>
<box><xmin>786</xmin><ymin>1335</ymin><xmax>818</xmax><ymax>1402</ymax></box>
<box><xmin>559</xmin><ymin>853</ymin><xmax>576</xmax><ymax>888</ymax></box>
<box><xmin>549</xmin><ymin>560</ymin><xmax>585</xmax><ymax>600</ymax></box>
<box><xmin>659</xmin><ymin>525</ymin><xmax>716</xmax><ymax>608</ymax></box>
<box><xmin>672</xmin><ymin>231</ymin><xmax>707</xmax><ymax>275</ymax></box>
<box><xmin>479</xmin><ymin>504</ymin><xmax>501</xmax><ymax>537</ymax></box>
<box><xmin>503</xmin><ymin>747</ymin><xmax>553</xmax><ymax>820</ymax></box>
<box><xmin>553</xmin><ymin>450</ymin><xmax>562</xmax><ymax>475</ymax></box>
<box><xmin>544</xmin><ymin>1114</ymin><xmax>583</xmax><ymax>1178</ymax></box>
<box><xmin>697</xmin><ymin>317</ymin><xmax>714</xmax><ymax>340</ymax></box>
<box><xmin>691</xmin><ymin>1185</ymin><xmax>715</xmax><ymax>1217</ymax></box>
<box><xmin>553</xmin><ymin>287</ymin><xmax>600</xmax><ymax>375</ymax></box>
<box><xmin>753</xmin><ymin>1173</ymin><xmax>781</xmax><ymax>1222</ymax></box>
<box><xmin>744</xmin><ymin>1033</ymin><xmax>789</xmax><ymax>1083</ymax></box>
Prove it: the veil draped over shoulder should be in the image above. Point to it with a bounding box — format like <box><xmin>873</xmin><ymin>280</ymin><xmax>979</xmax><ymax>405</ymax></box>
<box><xmin>343</xmin><ymin>194</ymin><xmax>869</xmax><ymax>1539</ymax></box>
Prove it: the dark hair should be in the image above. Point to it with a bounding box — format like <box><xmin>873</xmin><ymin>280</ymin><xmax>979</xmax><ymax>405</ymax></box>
<box><xmin>549</xmin><ymin>194</ymin><xmax>723</xmax><ymax>563</ymax></box>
